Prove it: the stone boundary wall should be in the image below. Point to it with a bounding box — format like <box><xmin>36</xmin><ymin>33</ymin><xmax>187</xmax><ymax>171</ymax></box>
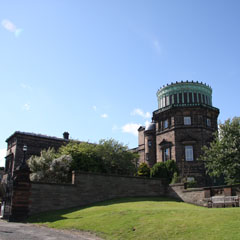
<box><xmin>167</xmin><ymin>183</ymin><xmax>240</xmax><ymax>207</ymax></box>
<box><xmin>29</xmin><ymin>183</ymin><xmax>76</xmax><ymax>215</ymax></box>
<box><xmin>167</xmin><ymin>183</ymin><xmax>206</xmax><ymax>206</ymax></box>
<box><xmin>9</xmin><ymin>170</ymin><xmax>240</xmax><ymax>220</ymax></box>
<box><xmin>29</xmin><ymin>172</ymin><xmax>166</xmax><ymax>215</ymax></box>
<box><xmin>6</xmin><ymin>167</ymin><xmax>240</xmax><ymax>221</ymax></box>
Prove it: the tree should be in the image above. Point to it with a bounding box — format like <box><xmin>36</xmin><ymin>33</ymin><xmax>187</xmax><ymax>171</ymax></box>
<box><xmin>150</xmin><ymin>160</ymin><xmax>178</xmax><ymax>183</ymax></box>
<box><xmin>165</xmin><ymin>159</ymin><xmax>179</xmax><ymax>180</ymax></box>
<box><xmin>58</xmin><ymin>141</ymin><xmax>102</xmax><ymax>173</ymax></box>
<box><xmin>137</xmin><ymin>163</ymin><xmax>150</xmax><ymax>177</ymax></box>
<box><xmin>27</xmin><ymin>148</ymin><xmax>72</xmax><ymax>183</ymax></box>
<box><xmin>151</xmin><ymin>162</ymin><xmax>168</xmax><ymax>179</ymax></box>
<box><xmin>59</xmin><ymin>139</ymin><xmax>138</xmax><ymax>175</ymax></box>
<box><xmin>28</xmin><ymin>139</ymin><xmax>138</xmax><ymax>182</ymax></box>
<box><xmin>200</xmin><ymin>117</ymin><xmax>240</xmax><ymax>185</ymax></box>
<box><xmin>95</xmin><ymin>139</ymin><xmax>138</xmax><ymax>175</ymax></box>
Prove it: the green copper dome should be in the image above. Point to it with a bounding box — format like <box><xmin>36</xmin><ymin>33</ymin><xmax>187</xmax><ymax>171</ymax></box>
<box><xmin>156</xmin><ymin>81</ymin><xmax>212</xmax><ymax>109</ymax></box>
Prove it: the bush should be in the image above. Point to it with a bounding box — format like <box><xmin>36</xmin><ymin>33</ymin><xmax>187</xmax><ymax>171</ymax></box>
<box><xmin>165</xmin><ymin>160</ymin><xmax>179</xmax><ymax>180</ymax></box>
<box><xmin>137</xmin><ymin>163</ymin><xmax>150</xmax><ymax>177</ymax></box>
<box><xmin>170</xmin><ymin>172</ymin><xmax>181</xmax><ymax>184</ymax></box>
<box><xmin>28</xmin><ymin>148</ymin><xmax>57</xmax><ymax>174</ymax></box>
<box><xmin>186</xmin><ymin>179</ymin><xmax>197</xmax><ymax>188</ymax></box>
<box><xmin>96</xmin><ymin>139</ymin><xmax>138</xmax><ymax>175</ymax></box>
<box><xmin>27</xmin><ymin>148</ymin><xmax>72</xmax><ymax>183</ymax></box>
<box><xmin>59</xmin><ymin>142</ymin><xmax>102</xmax><ymax>173</ymax></box>
<box><xmin>28</xmin><ymin>139</ymin><xmax>139</xmax><ymax>182</ymax></box>
<box><xmin>59</xmin><ymin>139</ymin><xmax>138</xmax><ymax>176</ymax></box>
<box><xmin>151</xmin><ymin>160</ymin><xmax>179</xmax><ymax>183</ymax></box>
<box><xmin>150</xmin><ymin>162</ymin><xmax>168</xmax><ymax>178</ymax></box>
<box><xmin>49</xmin><ymin>155</ymin><xmax>73</xmax><ymax>183</ymax></box>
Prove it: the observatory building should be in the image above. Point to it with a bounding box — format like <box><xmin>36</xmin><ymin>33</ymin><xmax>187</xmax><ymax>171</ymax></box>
<box><xmin>137</xmin><ymin>81</ymin><xmax>219</xmax><ymax>185</ymax></box>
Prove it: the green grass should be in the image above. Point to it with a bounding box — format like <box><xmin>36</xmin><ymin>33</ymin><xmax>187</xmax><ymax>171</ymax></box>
<box><xmin>28</xmin><ymin>197</ymin><xmax>240</xmax><ymax>240</ymax></box>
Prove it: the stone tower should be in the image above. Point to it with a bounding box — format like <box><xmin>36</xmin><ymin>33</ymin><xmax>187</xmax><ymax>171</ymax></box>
<box><xmin>137</xmin><ymin>81</ymin><xmax>219</xmax><ymax>185</ymax></box>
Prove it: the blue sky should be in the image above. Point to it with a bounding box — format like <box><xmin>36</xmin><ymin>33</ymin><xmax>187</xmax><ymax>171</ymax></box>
<box><xmin>1</xmin><ymin>0</ymin><xmax>240</xmax><ymax>166</ymax></box>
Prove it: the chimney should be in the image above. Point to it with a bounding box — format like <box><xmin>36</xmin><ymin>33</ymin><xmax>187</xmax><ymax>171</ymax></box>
<box><xmin>63</xmin><ymin>132</ymin><xmax>69</xmax><ymax>140</ymax></box>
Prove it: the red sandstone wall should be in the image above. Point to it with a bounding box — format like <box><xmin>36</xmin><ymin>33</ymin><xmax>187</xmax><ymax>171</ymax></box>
<box><xmin>29</xmin><ymin>172</ymin><xmax>166</xmax><ymax>215</ymax></box>
<box><xmin>167</xmin><ymin>183</ymin><xmax>205</xmax><ymax>206</ymax></box>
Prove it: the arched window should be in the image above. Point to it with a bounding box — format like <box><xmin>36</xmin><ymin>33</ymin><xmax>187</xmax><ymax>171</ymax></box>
<box><xmin>163</xmin><ymin>148</ymin><xmax>171</xmax><ymax>162</ymax></box>
<box><xmin>159</xmin><ymin>140</ymin><xmax>173</xmax><ymax>162</ymax></box>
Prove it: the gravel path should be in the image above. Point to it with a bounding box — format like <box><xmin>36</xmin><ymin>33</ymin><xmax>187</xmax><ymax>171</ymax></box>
<box><xmin>0</xmin><ymin>220</ymin><xmax>103</xmax><ymax>240</ymax></box>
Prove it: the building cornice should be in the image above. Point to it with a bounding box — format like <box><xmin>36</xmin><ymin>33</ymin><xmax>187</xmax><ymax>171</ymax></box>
<box><xmin>5</xmin><ymin>131</ymin><xmax>71</xmax><ymax>143</ymax></box>
<box><xmin>153</xmin><ymin>103</ymin><xmax>219</xmax><ymax>116</ymax></box>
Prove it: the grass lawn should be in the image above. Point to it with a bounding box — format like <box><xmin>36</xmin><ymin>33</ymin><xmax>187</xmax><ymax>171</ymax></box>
<box><xmin>28</xmin><ymin>197</ymin><xmax>240</xmax><ymax>240</ymax></box>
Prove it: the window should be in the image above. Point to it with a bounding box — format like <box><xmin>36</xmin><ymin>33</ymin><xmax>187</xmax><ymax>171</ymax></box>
<box><xmin>198</xmin><ymin>93</ymin><xmax>202</xmax><ymax>103</ymax></box>
<box><xmin>207</xmin><ymin>118</ymin><xmax>211</xmax><ymax>127</ymax></box>
<box><xmin>184</xmin><ymin>116</ymin><xmax>191</xmax><ymax>125</ymax></box>
<box><xmin>160</xmin><ymin>98</ymin><xmax>162</xmax><ymax>108</ymax></box>
<box><xmin>148</xmin><ymin>140</ymin><xmax>152</xmax><ymax>147</ymax></box>
<box><xmin>162</xmin><ymin>97</ymin><xmax>166</xmax><ymax>107</ymax></box>
<box><xmin>184</xmin><ymin>92</ymin><xmax>188</xmax><ymax>103</ymax></box>
<box><xmin>179</xmin><ymin>93</ymin><xmax>182</xmax><ymax>104</ymax></box>
<box><xmin>206</xmin><ymin>96</ymin><xmax>209</xmax><ymax>105</ymax></box>
<box><xmin>185</xmin><ymin>146</ymin><xmax>194</xmax><ymax>161</ymax></box>
<box><xmin>189</xmin><ymin>92</ymin><xmax>193</xmax><ymax>103</ymax></box>
<box><xmin>187</xmin><ymin>177</ymin><xmax>195</xmax><ymax>182</ymax></box>
<box><xmin>166</xmin><ymin>96</ymin><xmax>169</xmax><ymax>106</ymax></box>
<box><xmin>174</xmin><ymin>94</ymin><xmax>177</xmax><ymax>104</ymax></box>
<box><xmin>163</xmin><ymin>148</ymin><xmax>171</xmax><ymax>162</ymax></box>
<box><xmin>163</xmin><ymin>119</ymin><xmax>168</xmax><ymax>129</ymax></box>
<box><xmin>194</xmin><ymin>93</ymin><xmax>197</xmax><ymax>103</ymax></box>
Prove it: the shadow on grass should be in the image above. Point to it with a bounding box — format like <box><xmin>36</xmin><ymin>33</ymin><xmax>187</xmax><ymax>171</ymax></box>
<box><xmin>27</xmin><ymin>196</ymin><xmax>181</xmax><ymax>223</ymax></box>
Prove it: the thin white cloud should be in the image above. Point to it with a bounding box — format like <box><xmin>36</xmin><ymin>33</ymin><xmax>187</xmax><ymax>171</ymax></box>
<box><xmin>101</xmin><ymin>113</ymin><xmax>108</xmax><ymax>118</ymax></box>
<box><xmin>131</xmin><ymin>108</ymin><xmax>151</xmax><ymax>118</ymax></box>
<box><xmin>22</xmin><ymin>103</ymin><xmax>30</xmax><ymax>111</ymax></box>
<box><xmin>122</xmin><ymin>123</ymin><xmax>141</xmax><ymax>136</ymax></box>
<box><xmin>153</xmin><ymin>39</ymin><xmax>161</xmax><ymax>54</ymax></box>
<box><xmin>2</xmin><ymin>19</ymin><xmax>17</xmax><ymax>32</ymax></box>
<box><xmin>92</xmin><ymin>106</ymin><xmax>97</xmax><ymax>111</ymax></box>
<box><xmin>0</xmin><ymin>149</ymin><xmax>6</xmax><ymax>167</ymax></box>
<box><xmin>1</xmin><ymin>19</ymin><xmax>23</xmax><ymax>37</ymax></box>
<box><xmin>20</xmin><ymin>83</ymin><xmax>32</xmax><ymax>90</ymax></box>
<box><xmin>145</xmin><ymin>120</ymin><xmax>151</xmax><ymax>129</ymax></box>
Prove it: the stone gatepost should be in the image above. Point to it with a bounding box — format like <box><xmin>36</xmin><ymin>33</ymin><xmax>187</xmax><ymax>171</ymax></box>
<box><xmin>224</xmin><ymin>187</ymin><xmax>232</xmax><ymax>196</ymax></box>
<box><xmin>204</xmin><ymin>188</ymin><xmax>211</xmax><ymax>198</ymax></box>
<box><xmin>8</xmin><ymin>164</ymin><xmax>31</xmax><ymax>222</ymax></box>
